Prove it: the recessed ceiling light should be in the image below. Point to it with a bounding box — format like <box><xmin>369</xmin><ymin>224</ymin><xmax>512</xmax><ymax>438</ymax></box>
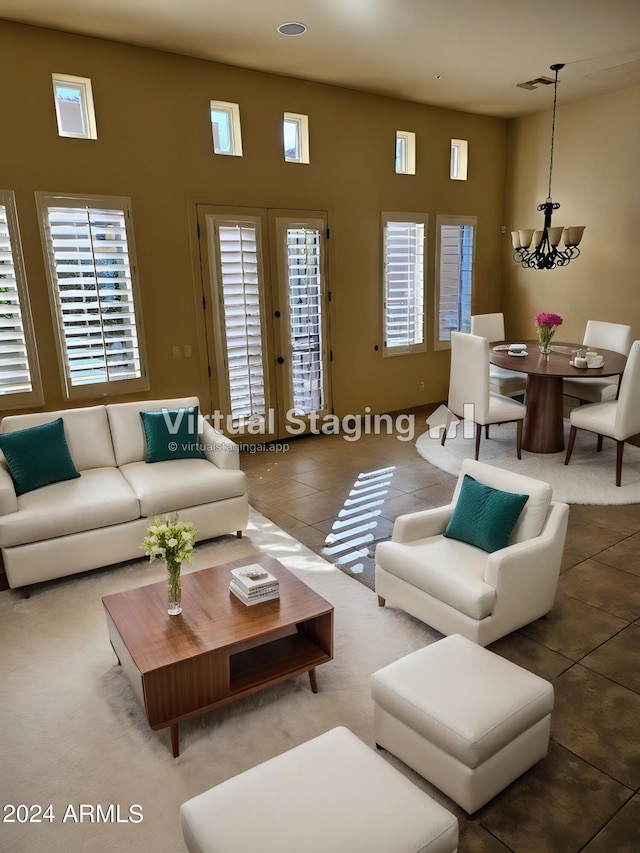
<box><xmin>277</xmin><ymin>22</ymin><xmax>307</xmax><ymax>36</ymax></box>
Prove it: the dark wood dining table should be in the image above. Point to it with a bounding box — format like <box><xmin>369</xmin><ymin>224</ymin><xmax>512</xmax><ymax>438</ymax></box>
<box><xmin>490</xmin><ymin>341</ymin><xmax>628</xmax><ymax>453</ymax></box>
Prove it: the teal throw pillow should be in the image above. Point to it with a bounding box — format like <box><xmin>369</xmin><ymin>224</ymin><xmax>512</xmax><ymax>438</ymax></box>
<box><xmin>444</xmin><ymin>474</ymin><xmax>529</xmax><ymax>553</ymax></box>
<box><xmin>140</xmin><ymin>406</ymin><xmax>204</xmax><ymax>463</ymax></box>
<box><xmin>0</xmin><ymin>417</ymin><xmax>80</xmax><ymax>496</ymax></box>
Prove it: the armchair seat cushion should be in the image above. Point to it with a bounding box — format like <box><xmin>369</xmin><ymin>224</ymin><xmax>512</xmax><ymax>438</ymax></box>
<box><xmin>120</xmin><ymin>459</ymin><xmax>247</xmax><ymax>517</ymax></box>
<box><xmin>0</xmin><ymin>468</ymin><xmax>139</xmax><ymax>548</ymax></box>
<box><xmin>376</xmin><ymin>536</ymin><xmax>496</xmax><ymax>620</ymax></box>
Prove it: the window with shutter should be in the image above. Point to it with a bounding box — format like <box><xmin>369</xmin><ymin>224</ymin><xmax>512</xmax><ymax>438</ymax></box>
<box><xmin>382</xmin><ymin>212</ymin><xmax>427</xmax><ymax>357</ymax></box>
<box><xmin>0</xmin><ymin>191</ymin><xmax>42</xmax><ymax>407</ymax></box>
<box><xmin>36</xmin><ymin>193</ymin><xmax>149</xmax><ymax>399</ymax></box>
<box><xmin>282</xmin><ymin>224</ymin><xmax>324</xmax><ymax>414</ymax></box>
<box><xmin>213</xmin><ymin>220</ymin><xmax>269</xmax><ymax>429</ymax></box>
<box><xmin>434</xmin><ymin>215</ymin><xmax>476</xmax><ymax>349</ymax></box>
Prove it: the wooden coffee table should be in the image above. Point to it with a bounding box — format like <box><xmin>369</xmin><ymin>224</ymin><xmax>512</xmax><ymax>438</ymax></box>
<box><xmin>102</xmin><ymin>554</ymin><xmax>334</xmax><ymax>757</ymax></box>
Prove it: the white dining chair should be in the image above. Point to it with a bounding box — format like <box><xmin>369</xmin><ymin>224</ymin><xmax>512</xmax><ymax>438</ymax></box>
<box><xmin>442</xmin><ymin>332</ymin><xmax>527</xmax><ymax>459</ymax></box>
<box><xmin>563</xmin><ymin>320</ymin><xmax>632</xmax><ymax>404</ymax></box>
<box><xmin>564</xmin><ymin>340</ymin><xmax>640</xmax><ymax>486</ymax></box>
<box><xmin>470</xmin><ymin>313</ymin><xmax>527</xmax><ymax>398</ymax></box>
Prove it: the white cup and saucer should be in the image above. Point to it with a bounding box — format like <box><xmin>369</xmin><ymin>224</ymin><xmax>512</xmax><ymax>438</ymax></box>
<box><xmin>586</xmin><ymin>351</ymin><xmax>604</xmax><ymax>368</ymax></box>
<box><xmin>572</xmin><ymin>355</ymin><xmax>588</xmax><ymax>368</ymax></box>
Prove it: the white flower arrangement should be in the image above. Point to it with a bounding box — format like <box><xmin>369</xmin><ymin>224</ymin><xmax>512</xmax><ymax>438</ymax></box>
<box><xmin>141</xmin><ymin>513</ymin><xmax>198</xmax><ymax>567</ymax></box>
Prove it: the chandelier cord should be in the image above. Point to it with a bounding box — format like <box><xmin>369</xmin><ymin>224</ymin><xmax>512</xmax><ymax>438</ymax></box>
<box><xmin>547</xmin><ymin>66</ymin><xmax>560</xmax><ymax>201</ymax></box>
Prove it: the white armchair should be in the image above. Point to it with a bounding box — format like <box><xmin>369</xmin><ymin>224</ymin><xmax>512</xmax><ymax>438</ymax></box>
<box><xmin>375</xmin><ymin>459</ymin><xmax>569</xmax><ymax>647</ymax></box>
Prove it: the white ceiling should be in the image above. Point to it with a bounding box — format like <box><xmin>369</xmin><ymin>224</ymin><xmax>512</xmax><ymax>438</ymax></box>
<box><xmin>3</xmin><ymin>0</ymin><xmax>640</xmax><ymax>117</ymax></box>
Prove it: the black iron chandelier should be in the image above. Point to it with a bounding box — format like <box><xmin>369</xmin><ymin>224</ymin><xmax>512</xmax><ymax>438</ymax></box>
<box><xmin>511</xmin><ymin>63</ymin><xmax>585</xmax><ymax>270</ymax></box>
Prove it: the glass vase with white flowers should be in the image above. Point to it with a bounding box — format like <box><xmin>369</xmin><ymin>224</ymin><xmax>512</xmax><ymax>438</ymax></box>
<box><xmin>142</xmin><ymin>514</ymin><xmax>198</xmax><ymax>615</ymax></box>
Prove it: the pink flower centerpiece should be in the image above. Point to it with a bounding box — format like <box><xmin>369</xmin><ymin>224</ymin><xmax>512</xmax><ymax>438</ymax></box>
<box><xmin>535</xmin><ymin>312</ymin><xmax>563</xmax><ymax>354</ymax></box>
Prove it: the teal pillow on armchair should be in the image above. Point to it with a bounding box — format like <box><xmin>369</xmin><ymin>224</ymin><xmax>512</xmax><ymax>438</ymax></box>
<box><xmin>444</xmin><ymin>474</ymin><xmax>529</xmax><ymax>553</ymax></box>
<box><xmin>0</xmin><ymin>418</ymin><xmax>80</xmax><ymax>496</ymax></box>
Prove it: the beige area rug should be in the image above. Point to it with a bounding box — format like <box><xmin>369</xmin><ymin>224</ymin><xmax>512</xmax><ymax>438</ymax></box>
<box><xmin>416</xmin><ymin>418</ymin><xmax>640</xmax><ymax>505</ymax></box>
<box><xmin>1</xmin><ymin>509</ymin><xmax>442</xmax><ymax>853</ymax></box>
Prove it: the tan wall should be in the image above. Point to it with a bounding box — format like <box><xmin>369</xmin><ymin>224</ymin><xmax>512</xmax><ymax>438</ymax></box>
<box><xmin>503</xmin><ymin>85</ymin><xmax>640</xmax><ymax>346</ymax></box>
<box><xmin>1</xmin><ymin>21</ymin><xmax>508</xmax><ymax>422</ymax></box>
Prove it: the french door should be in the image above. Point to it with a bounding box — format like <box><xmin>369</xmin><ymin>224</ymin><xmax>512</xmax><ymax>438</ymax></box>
<box><xmin>197</xmin><ymin>206</ymin><xmax>331</xmax><ymax>441</ymax></box>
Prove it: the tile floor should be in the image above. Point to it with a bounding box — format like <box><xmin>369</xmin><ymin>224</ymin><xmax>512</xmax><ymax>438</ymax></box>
<box><xmin>241</xmin><ymin>406</ymin><xmax>640</xmax><ymax>853</ymax></box>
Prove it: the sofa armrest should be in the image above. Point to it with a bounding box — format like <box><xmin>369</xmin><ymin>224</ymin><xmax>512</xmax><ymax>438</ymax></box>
<box><xmin>0</xmin><ymin>466</ymin><xmax>18</xmax><ymax>516</ymax></box>
<box><xmin>484</xmin><ymin>501</ymin><xmax>569</xmax><ymax>592</ymax></box>
<box><xmin>391</xmin><ymin>504</ymin><xmax>455</xmax><ymax>544</ymax></box>
<box><xmin>200</xmin><ymin>421</ymin><xmax>241</xmax><ymax>470</ymax></box>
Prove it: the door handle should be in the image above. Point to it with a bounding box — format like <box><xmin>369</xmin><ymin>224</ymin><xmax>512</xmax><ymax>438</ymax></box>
<box><xmin>277</xmin><ymin>357</ymin><xmax>285</xmax><ymax>364</ymax></box>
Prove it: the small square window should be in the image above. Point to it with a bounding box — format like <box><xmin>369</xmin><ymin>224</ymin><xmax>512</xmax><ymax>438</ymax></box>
<box><xmin>395</xmin><ymin>131</ymin><xmax>416</xmax><ymax>175</ymax></box>
<box><xmin>283</xmin><ymin>113</ymin><xmax>309</xmax><ymax>163</ymax></box>
<box><xmin>450</xmin><ymin>139</ymin><xmax>469</xmax><ymax>180</ymax></box>
<box><xmin>52</xmin><ymin>74</ymin><xmax>98</xmax><ymax>139</ymax></box>
<box><xmin>210</xmin><ymin>101</ymin><xmax>243</xmax><ymax>156</ymax></box>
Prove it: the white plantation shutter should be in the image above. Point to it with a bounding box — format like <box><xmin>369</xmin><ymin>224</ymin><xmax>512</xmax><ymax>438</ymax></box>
<box><xmin>382</xmin><ymin>214</ymin><xmax>427</xmax><ymax>355</ymax></box>
<box><xmin>0</xmin><ymin>191</ymin><xmax>42</xmax><ymax>406</ymax></box>
<box><xmin>436</xmin><ymin>218</ymin><xmax>476</xmax><ymax>346</ymax></box>
<box><xmin>215</xmin><ymin>222</ymin><xmax>267</xmax><ymax>426</ymax></box>
<box><xmin>285</xmin><ymin>226</ymin><xmax>324</xmax><ymax>414</ymax></box>
<box><xmin>38</xmin><ymin>195</ymin><xmax>148</xmax><ymax>397</ymax></box>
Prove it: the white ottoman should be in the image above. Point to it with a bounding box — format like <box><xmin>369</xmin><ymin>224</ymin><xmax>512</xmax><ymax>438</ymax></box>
<box><xmin>181</xmin><ymin>726</ymin><xmax>458</xmax><ymax>853</ymax></box>
<box><xmin>371</xmin><ymin>634</ymin><xmax>553</xmax><ymax>813</ymax></box>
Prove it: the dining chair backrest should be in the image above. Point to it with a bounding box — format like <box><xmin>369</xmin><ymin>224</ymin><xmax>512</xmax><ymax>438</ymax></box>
<box><xmin>615</xmin><ymin>340</ymin><xmax>640</xmax><ymax>437</ymax></box>
<box><xmin>449</xmin><ymin>331</ymin><xmax>490</xmax><ymax>420</ymax></box>
<box><xmin>583</xmin><ymin>320</ymin><xmax>632</xmax><ymax>356</ymax></box>
<box><xmin>470</xmin><ymin>313</ymin><xmax>505</xmax><ymax>342</ymax></box>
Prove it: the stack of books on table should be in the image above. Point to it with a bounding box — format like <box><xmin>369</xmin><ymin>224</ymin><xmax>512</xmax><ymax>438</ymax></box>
<box><xmin>229</xmin><ymin>564</ymin><xmax>280</xmax><ymax>606</ymax></box>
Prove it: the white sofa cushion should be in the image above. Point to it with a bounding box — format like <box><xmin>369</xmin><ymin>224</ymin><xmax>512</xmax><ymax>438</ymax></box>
<box><xmin>120</xmin><ymin>459</ymin><xmax>247</xmax><ymax>518</ymax></box>
<box><xmin>453</xmin><ymin>458</ymin><xmax>552</xmax><ymax>544</ymax></box>
<box><xmin>0</xmin><ymin>406</ymin><xmax>116</xmax><ymax>471</ymax></box>
<box><xmin>0</xmin><ymin>468</ymin><xmax>139</xmax><ymax>548</ymax></box>
<box><xmin>375</xmin><ymin>535</ymin><xmax>497</xmax><ymax>619</ymax></box>
<box><xmin>106</xmin><ymin>397</ymin><xmax>201</xmax><ymax>466</ymax></box>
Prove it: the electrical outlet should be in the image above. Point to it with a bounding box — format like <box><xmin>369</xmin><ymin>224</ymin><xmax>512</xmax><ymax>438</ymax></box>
<box><xmin>419</xmin><ymin>381</ymin><xmax>425</xmax><ymax>392</ymax></box>
<box><xmin>173</xmin><ymin>346</ymin><xmax>181</xmax><ymax>359</ymax></box>
<box><xmin>184</xmin><ymin>345</ymin><xmax>192</xmax><ymax>358</ymax></box>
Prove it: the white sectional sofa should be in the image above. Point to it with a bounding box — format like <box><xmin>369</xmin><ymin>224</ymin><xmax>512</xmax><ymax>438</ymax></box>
<box><xmin>0</xmin><ymin>396</ymin><xmax>248</xmax><ymax>592</ymax></box>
